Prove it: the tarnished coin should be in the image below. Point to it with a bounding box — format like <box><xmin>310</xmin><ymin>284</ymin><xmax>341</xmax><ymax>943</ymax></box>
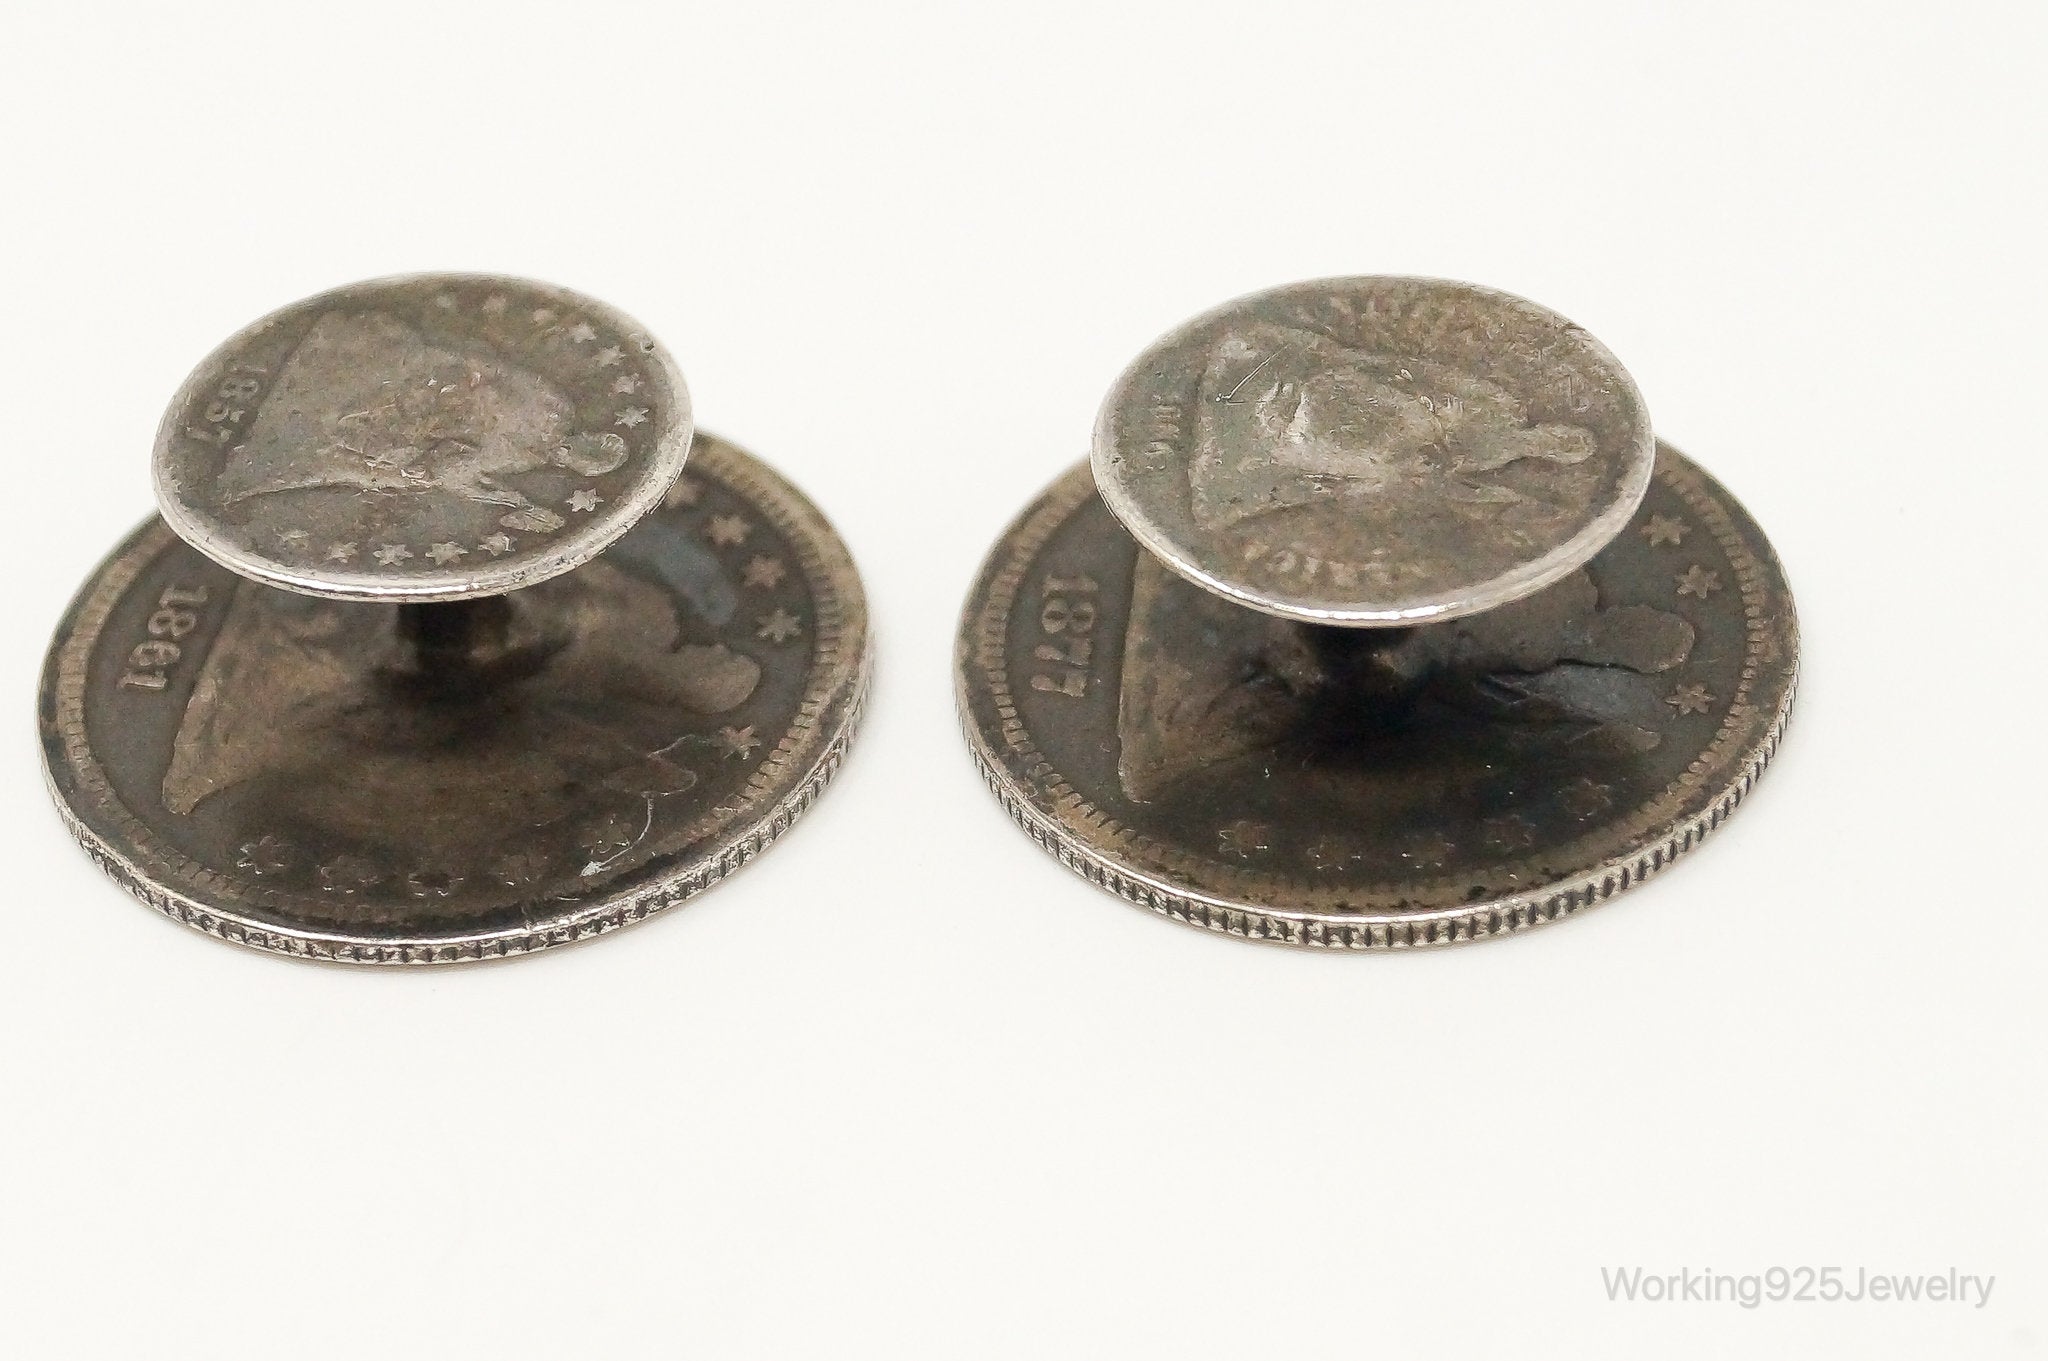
<box><xmin>1093</xmin><ymin>277</ymin><xmax>1654</xmax><ymax>627</ymax></box>
<box><xmin>43</xmin><ymin>433</ymin><xmax>868</xmax><ymax>964</ymax></box>
<box><xmin>154</xmin><ymin>274</ymin><xmax>690</xmax><ymax>602</ymax></box>
<box><xmin>957</xmin><ymin>444</ymin><xmax>1795</xmax><ymax>948</ymax></box>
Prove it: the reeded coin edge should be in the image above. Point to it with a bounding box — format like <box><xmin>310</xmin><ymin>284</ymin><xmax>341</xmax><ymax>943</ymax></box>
<box><xmin>960</xmin><ymin>678</ymin><xmax>1792</xmax><ymax>950</ymax></box>
<box><xmin>43</xmin><ymin>435</ymin><xmax>870</xmax><ymax>965</ymax></box>
<box><xmin>43</xmin><ymin>674</ymin><xmax>867</xmax><ymax>965</ymax></box>
<box><xmin>955</xmin><ymin>452</ymin><xmax>1798</xmax><ymax>950</ymax></box>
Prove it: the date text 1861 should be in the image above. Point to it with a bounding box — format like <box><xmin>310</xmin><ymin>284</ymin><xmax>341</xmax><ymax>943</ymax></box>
<box><xmin>118</xmin><ymin>585</ymin><xmax>211</xmax><ymax>692</ymax></box>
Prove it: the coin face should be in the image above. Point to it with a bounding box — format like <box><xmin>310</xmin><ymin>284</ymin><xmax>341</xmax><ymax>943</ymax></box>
<box><xmin>43</xmin><ymin>433</ymin><xmax>867</xmax><ymax>963</ymax></box>
<box><xmin>957</xmin><ymin>444</ymin><xmax>1795</xmax><ymax>948</ymax></box>
<box><xmin>154</xmin><ymin>274</ymin><xmax>691</xmax><ymax>602</ymax></box>
<box><xmin>1093</xmin><ymin>277</ymin><xmax>1655</xmax><ymax>627</ymax></box>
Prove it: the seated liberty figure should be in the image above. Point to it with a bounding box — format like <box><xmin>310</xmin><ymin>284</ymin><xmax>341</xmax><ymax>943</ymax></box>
<box><xmin>1191</xmin><ymin>321</ymin><xmax>1599</xmax><ymax>533</ymax></box>
<box><xmin>158</xmin><ymin>545</ymin><xmax>763</xmax><ymax>879</ymax></box>
<box><xmin>217</xmin><ymin>309</ymin><xmax>628</xmax><ymax>535</ymax></box>
<box><xmin>1116</xmin><ymin>553</ymin><xmax>1696</xmax><ymax>805</ymax></box>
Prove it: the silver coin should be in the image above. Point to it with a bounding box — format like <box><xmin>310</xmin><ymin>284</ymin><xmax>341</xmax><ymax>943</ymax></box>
<box><xmin>1093</xmin><ymin>277</ymin><xmax>1655</xmax><ymax>627</ymax></box>
<box><xmin>43</xmin><ymin>433</ymin><xmax>868</xmax><ymax>964</ymax></box>
<box><xmin>957</xmin><ymin>443</ymin><xmax>1796</xmax><ymax>948</ymax></box>
<box><xmin>154</xmin><ymin>273</ymin><xmax>691</xmax><ymax>603</ymax></box>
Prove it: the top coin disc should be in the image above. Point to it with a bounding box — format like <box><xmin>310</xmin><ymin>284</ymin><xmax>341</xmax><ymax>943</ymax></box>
<box><xmin>153</xmin><ymin>274</ymin><xmax>692</xmax><ymax>602</ymax></box>
<box><xmin>1092</xmin><ymin>277</ymin><xmax>1655</xmax><ymax>627</ymax></box>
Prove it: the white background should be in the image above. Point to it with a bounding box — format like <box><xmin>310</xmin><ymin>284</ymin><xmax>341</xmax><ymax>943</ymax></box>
<box><xmin>2</xmin><ymin>4</ymin><xmax>2042</xmax><ymax>1358</ymax></box>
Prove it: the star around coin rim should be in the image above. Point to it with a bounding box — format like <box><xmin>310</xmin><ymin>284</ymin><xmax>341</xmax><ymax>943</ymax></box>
<box><xmin>45</xmin><ymin>433</ymin><xmax>872</xmax><ymax>965</ymax></box>
<box><xmin>956</xmin><ymin>443</ymin><xmax>1797</xmax><ymax>949</ymax></box>
<box><xmin>151</xmin><ymin>273</ymin><xmax>693</xmax><ymax>604</ymax></box>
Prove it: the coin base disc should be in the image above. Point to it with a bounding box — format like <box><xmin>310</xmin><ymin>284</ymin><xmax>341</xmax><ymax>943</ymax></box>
<box><xmin>956</xmin><ymin>444</ymin><xmax>1796</xmax><ymax>949</ymax></box>
<box><xmin>43</xmin><ymin>434</ymin><xmax>868</xmax><ymax>964</ymax></box>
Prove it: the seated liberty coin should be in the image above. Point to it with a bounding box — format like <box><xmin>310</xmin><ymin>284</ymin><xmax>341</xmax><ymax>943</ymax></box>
<box><xmin>153</xmin><ymin>275</ymin><xmax>693</xmax><ymax>602</ymax></box>
<box><xmin>959</xmin><ymin>278</ymin><xmax>1795</xmax><ymax>948</ymax></box>
<box><xmin>1093</xmin><ymin>277</ymin><xmax>1656</xmax><ymax>627</ymax></box>
<box><xmin>42</xmin><ymin>276</ymin><xmax>868</xmax><ymax>964</ymax></box>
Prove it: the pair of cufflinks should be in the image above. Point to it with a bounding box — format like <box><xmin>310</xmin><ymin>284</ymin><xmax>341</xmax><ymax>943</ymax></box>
<box><xmin>38</xmin><ymin>273</ymin><xmax>1797</xmax><ymax>963</ymax></box>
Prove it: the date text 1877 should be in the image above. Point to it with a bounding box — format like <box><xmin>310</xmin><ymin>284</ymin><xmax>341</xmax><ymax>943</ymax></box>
<box><xmin>1029</xmin><ymin>573</ymin><xmax>1099</xmax><ymax>698</ymax></box>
